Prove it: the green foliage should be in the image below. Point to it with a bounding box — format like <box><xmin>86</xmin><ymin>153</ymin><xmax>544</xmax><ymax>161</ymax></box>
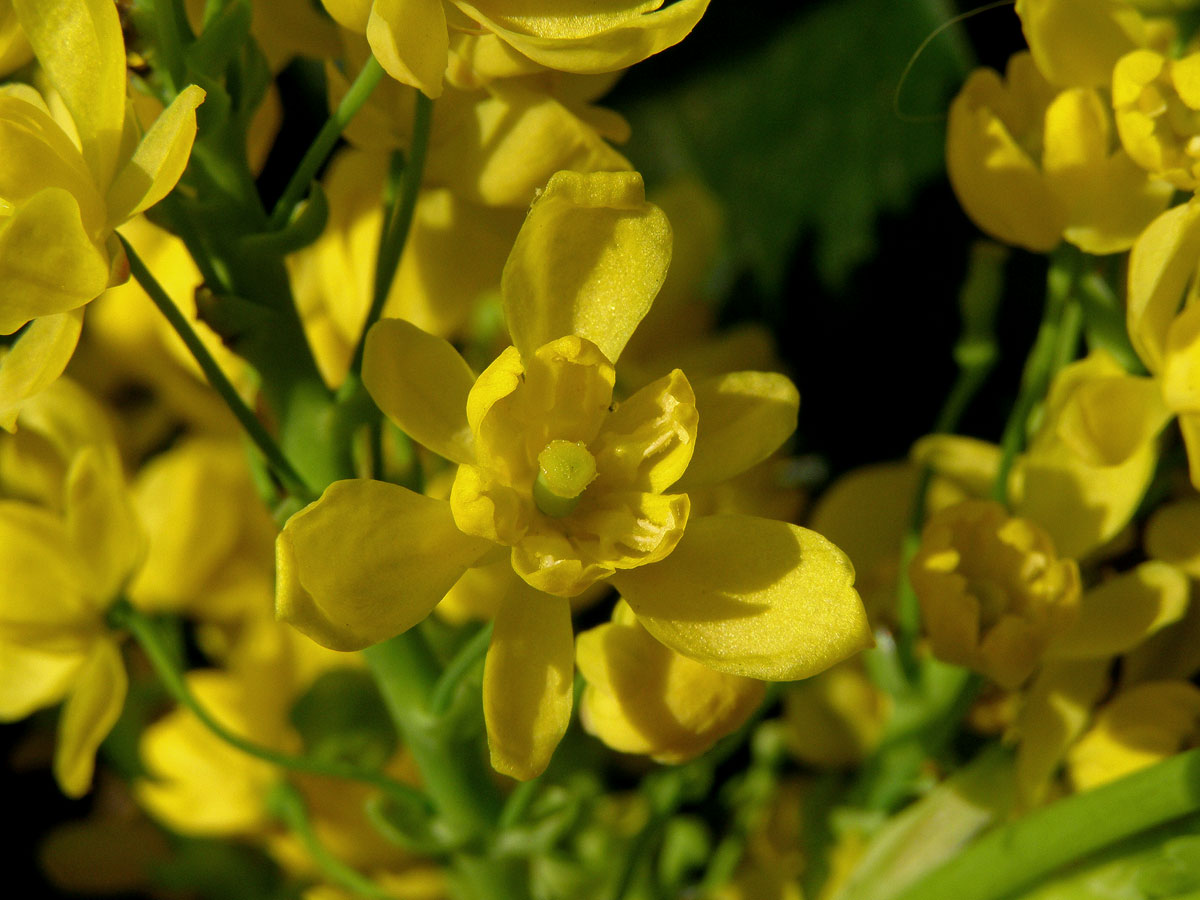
<box><xmin>619</xmin><ymin>0</ymin><xmax>970</xmax><ymax>292</ymax></box>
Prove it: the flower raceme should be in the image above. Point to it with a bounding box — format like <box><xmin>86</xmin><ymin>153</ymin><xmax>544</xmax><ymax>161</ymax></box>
<box><xmin>276</xmin><ymin>171</ymin><xmax>872</xmax><ymax>779</ymax></box>
<box><xmin>0</xmin><ymin>0</ymin><xmax>204</xmax><ymax>429</ymax></box>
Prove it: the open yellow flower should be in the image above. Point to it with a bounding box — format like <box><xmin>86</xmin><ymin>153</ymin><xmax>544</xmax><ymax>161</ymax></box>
<box><xmin>0</xmin><ymin>0</ymin><xmax>204</xmax><ymax>430</ymax></box>
<box><xmin>946</xmin><ymin>51</ymin><xmax>1171</xmax><ymax>253</ymax></box>
<box><xmin>320</xmin><ymin>0</ymin><xmax>710</xmax><ymax>98</ymax></box>
<box><xmin>276</xmin><ymin>171</ymin><xmax>871</xmax><ymax>779</ymax></box>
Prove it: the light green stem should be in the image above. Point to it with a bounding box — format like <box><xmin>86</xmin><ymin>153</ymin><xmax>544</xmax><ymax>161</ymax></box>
<box><xmin>892</xmin><ymin>747</ymin><xmax>1200</xmax><ymax>900</ymax></box>
<box><xmin>429</xmin><ymin>623</ymin><xmax>493</xmax><ymax>716</ymax></box>
<box><xmin>111</xmin><ymin>601</ymin><xmax>427</xmax><ymax>809</ymax></box>
<box><xmin>269</xmin><ymin>56</ymin><xmax>386</xmax><ymax>230</ymax></box>
<box><xmin>120</xmin><ymin>233</ymin><xmax>318</xmax><ymax>501</ymax></box>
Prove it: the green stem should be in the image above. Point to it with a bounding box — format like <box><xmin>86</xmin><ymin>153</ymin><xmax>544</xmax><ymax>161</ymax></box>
<box><xmin>429</xmin><ymin>622</ymin><xmax>494</xmax><ymax>716</ymax></box>
<box><xmin>110</xmin><ymin>601</ymin><xmax>427</xmax><ymax>809</ymax></box>
<box><xmin>269</xmin><ymin>782</ymin><xmax>395</xmax><ymax>900</ymax></box>
<box><xmin>119</xmin><ymin>232</ymin><xmax>318</xmax><ymax>501</ymax></box>
<box><xmin>268</xmin><ymin>56</ymin><xmax>386</xmax><ymax>230</ymax></box>
<box><xmin>992</xmin><ymin>246</ymin><xmax>1081</xmax><ymax>503</ymax></box>
<box><xmin>363</xmin><ymin>630</ymin><xmax>529</xmax><ymax>900</ymax></box>
<box><xmin>348</xmin><ymin>91</ymin><xmax>434</xmax><ymax>377</ymax></box>
<box><xmin>891</xmin><ymin>747</ymin><xmax>1200</xmax><ymax>900</ymax></box>
<box><xmin>363</xmin><ymin>631</ymin><xmax>503</xmax><ymax>840</ymax></box>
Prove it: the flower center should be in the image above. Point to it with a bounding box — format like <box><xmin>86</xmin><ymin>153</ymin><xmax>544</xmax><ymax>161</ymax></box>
<box><xmin>533</xmin><ymin>440</ymin><xmax>597</xmax><ymax>517</ymax></box>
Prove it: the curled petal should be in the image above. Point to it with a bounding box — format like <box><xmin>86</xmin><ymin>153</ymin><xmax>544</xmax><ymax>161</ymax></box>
<box><xmin>363</xmin><ymin>318</ymin><xmax>476</xmax><ymax>465</ymax></box>
<box><xmin>675</xmin><ymin>371</ymin><xmax>798</xmax><ymax>489</ymax></box>
<box><xmin>572</xmin><ymin>490</ymin><xmax>689</xmax><ymax>571</ymax></box>
<box><xmin>277</xmin><ymin>480</ymin><xmax>493</xmax><ymax>651</ymax></box>
<box><xmin>483</xmin><ymin>584</ymin><xmax>573</xmax><ymax>780</ymax></box>
<box><xmin>510</xmin><ymin>528</ymin><xmax>613</xmax><ymax>598</ymax></box>
<box><xmin>1127</xmin><ymin>201</ymin><xmax>1200</xmax><ymax>374</ymax></box>
<box><xmin>614</xmin><ymin>514</ymin><xmax>871</xmax><ymax>681</ymax></box>
<box><xmin>450</xmin><ymin>463</ymin><xmax>530</xmax><ymax>546</ymax></box>
<box><xmin>591</xmin><ymin>368</ymin><xmax>697</xmax><ymax>493</ymax></box>
<box><xmin>502</xmin><ymin>170</ymin><xmax>670</xmax><ymax>364</ymax></box>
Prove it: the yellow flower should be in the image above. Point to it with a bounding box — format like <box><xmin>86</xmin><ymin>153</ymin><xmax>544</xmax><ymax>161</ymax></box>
<box><xmin>0</xmin><ymin>0</ymin><xmax>204</xmax><ymax>429</ymax></box>
<box><xmin>1067</xmin><ymin>680</ymin><xmax>1200</xmax><ymax>790</ymax></box>
<box><xmin>0</xmin><ymin>378</ymin><xmax>144</xmax><ymax>797</ymax></box>
<box><xmin>946</xmin><ymin>51</ymin><xmax>1171</xmax><ymax>253</ymax></box>
<box><xmin>319</xmin><ymin>0</ymin><xmax>710</xmax><ymax>99</ymax></box>
<box><xmin>910</xmin><ymin>499</ymin><xmax>1081</xmax><ymax>689</ymax></box>
<box><xmin>576</xmin><ymin>600</ymin><xmax>765</xmax><ymax>763</ymax></box>
<box><xmin>1015</xmin><ymin>0</ymin><xmax>1147</xmax><ymax>89</ymax></box>
<box><xmin>276</xmin><ymin>171</ymin><xmax>870</xmax><ymax>779</ymax></box>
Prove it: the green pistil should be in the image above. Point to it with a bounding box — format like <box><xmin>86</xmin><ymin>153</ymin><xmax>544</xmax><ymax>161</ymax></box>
<box><xmin>533</xmin><ymin>440</ymin><xmax>597</xmax><ymax>517</ymax></box>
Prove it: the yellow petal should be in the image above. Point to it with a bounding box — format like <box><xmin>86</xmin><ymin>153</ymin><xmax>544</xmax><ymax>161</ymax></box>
<box><xmin>64</xmin><ymin>445</ymin><xmax>144</xmax><ymax>606</ymax></box>
<box><xmin>0</xmin><ymin>500</ymin><xmax>94</xmax><ymax>647</ymax></box>
<box><xmin>0</xmin><ymin>93</ymin><xmax>106</xmax><ymax>232</ymax></box>
<box><xmin>483</xmin><ymin>584</ymin><xmax>573</xmax><ymax>780</ymax></box>
<box><xmin>425</xmin><ymin>80</ymin><xmax>631</xmax><ymax>208</ymax></box>
<box><xmin>319</xmin><ymin>0</ymin><xmax>371</xmax><ymax>30</ymax></box>
<box><xmin>0</xmin><ymin>639</ymin><xmax>83</xmax><ymax>719</ymax></box>
<box><xmin>1053</xmin><ymin>370</ymin><xmax>1169</xmax><ymax>466</ymax></box>
<box><xmin>1047</xmin><ymin>562</ymin><xmax>1189</xmax><ymax>660</ymax></box>
<box><xmin>54</xmin><ymin>637</ymin><xmax>126</xmax><ymax>797</ymax></box>
<box><xmin>1013</xmin><ymin>657</ymin><xmax>1109</xmax><ymax>807</ymax></box>
<box><xmin>0</xmin><ymin>188</ymin><xmax>109</xmax><ymax>332</ymax></box>
<box><xmin>105</xmin><ymin>84</ymin><xmax>205</xmax><ymax>224</ymax></box>
<box><xmin>277</xmin><ymin>480</ymin><xmax>493</xmax><ymax>651</ymax></box>
<box><xmin>1068</xmin><ymin>681</ymin><xmax>1200</xmax><ymax>791</ymax></box>
<box><xmin>614</xmin><ymin>514</ymin><xmax>871</xmax><ymax>681</ymax></box>
<box><xmin>1016</xmin><ymin>0</ymin><xmax>1142</xmax><ymax>89</ymax></box>
<box><xmin>675</xmin><ymin>371</ymin><xmax>799</xmax><ymax>489</ymax></box>
<box><xmin>1127</xmin><ymin>200</ymin><xmax>1200</xmax><ymax>374</ymax></box>
<box><xmin>0</xmin><ymin>309</ymin><xmax>83</xmax><ymax>431</ymax></box>
<box><xmin>945</xmin><ymin>57</ymin><xmax>1065</xmax><ymax>252</ymax></box>
<box><xmin>367</xmin><ymin>0</ymin><xmax>448</xmax><ymax>98</ymax></box>
<box><xmin>455</xmin><ymin>0</ymin><xmax>709</xmax><ymax>74</ymax></box>
<box><xmin>502</xmin><ymin>170</ymin><xmax>671</xmax><ymax>364</ymax></box>
<box><xmin>567</xmin><ymin>490</ymin><xmax>689</xmax><ymax>572</ymax></box>
<box><xmin>590</xmin><ymin>368</ymin><xmax>697</xmax><ymax>493</ymax></box>
<box><xmin>1145</xmin><ymin>497</ymin><xmax>1200</xmax><ymax>578</ymax></box>
<box><xmin>12</xmin><ymin>0</ymin><xmax>126</xmax><ymax>188</ymax></box>
<box><xmin>362</xmin><ymin>318</ymin><xmax>476</xmax><ymax>465</ymax></box>
<box><xmin>449</xmin><ymin>462</ymin><xmax>530</xmax><ymax>545</ymax></box>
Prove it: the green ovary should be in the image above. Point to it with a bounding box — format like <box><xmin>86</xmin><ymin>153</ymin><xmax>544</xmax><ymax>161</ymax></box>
<box><xmin>533</xmin><ymin>440</ymin><xmax>597</xmax><ymax>517</ymax></box>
